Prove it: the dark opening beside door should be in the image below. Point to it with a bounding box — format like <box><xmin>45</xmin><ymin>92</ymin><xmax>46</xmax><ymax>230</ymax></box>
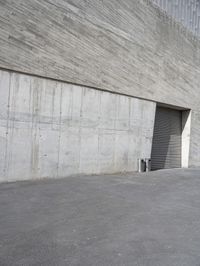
<box><xmin>151</xmin><ymin>106</ymin><xmax>182</xmax><ymax>170</ymax></box>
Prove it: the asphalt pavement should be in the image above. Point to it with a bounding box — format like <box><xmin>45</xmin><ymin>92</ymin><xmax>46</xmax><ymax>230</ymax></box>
<box><xmin>1</xmin><ymin>168</ymin><xmax>200</xmax><ymax>266</ymax></box>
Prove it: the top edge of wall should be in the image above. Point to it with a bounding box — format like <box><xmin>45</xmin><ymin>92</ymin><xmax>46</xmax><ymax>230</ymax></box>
<box><xmin>146</xmin><ymin>0</ymin><xmax>200</xmax><ymax>42</ymax></box>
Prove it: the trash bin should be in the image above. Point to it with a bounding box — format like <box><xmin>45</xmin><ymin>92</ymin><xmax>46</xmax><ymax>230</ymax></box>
<box><xmin>138</xmin><ymin>159</ymin><xmax>146</xmax><ymax>173</ymax></box>
<box><xmin>145</xmin><ymin>158</ymin><xmax>151</xmax><ymax>172</ymax></box>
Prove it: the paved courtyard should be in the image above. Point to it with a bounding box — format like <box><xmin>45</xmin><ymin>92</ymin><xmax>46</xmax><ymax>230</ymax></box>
<box><xmin>1</xmin><ymin>169</ymin><xmax>200</xmax><ymax>266</ymax></box>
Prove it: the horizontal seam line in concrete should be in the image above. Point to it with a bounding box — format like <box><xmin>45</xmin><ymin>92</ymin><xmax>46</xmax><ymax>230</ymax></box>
<box><xmin>0</xmin><ymin>66</ymin><xmax>190</xmax><ymax>110</ymax></box>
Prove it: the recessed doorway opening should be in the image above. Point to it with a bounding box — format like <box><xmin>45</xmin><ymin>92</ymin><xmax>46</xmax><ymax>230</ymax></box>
<box><xmin>151</xmin><ymin>105</ymin><xmax>191</xmax><ymax>171</ymax></box>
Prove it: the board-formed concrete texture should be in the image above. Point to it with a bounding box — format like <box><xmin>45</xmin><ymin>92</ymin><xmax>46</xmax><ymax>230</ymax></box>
<box><xmin>0</xmin><ymin>70</ymin><xmax>156</xmax><ymax>182</ymax></box>
<box><xmin>1</xmin><ymin>169</ymin><xmax>200</xmax><ymax>266</ymax></box>
<box><xmin>0</xmin><ymin>0</ymin><xmax>200</xmax><ymax>181</ymax></box>
<box><xmin>0</xmin><ymin>0</ymin><xmax>200</xmax><ymax>110</ymax></box>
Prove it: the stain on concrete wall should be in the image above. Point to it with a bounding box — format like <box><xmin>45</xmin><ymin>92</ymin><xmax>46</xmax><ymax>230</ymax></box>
<box><xmin>0</xmin><ymin>70</ymin><xmax>156</xmax><ymax>181</ymax></box>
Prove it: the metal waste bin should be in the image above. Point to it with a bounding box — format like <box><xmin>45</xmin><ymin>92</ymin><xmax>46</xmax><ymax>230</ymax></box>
<box><xmin>138</xmin><ymin>159</ymin><xmax>146</xmax><ymax>173</ymax></box>
<box><xmin>145</xmin><ymin>158</ymin><xmax>151</xmax><ymax>172</ymax></box>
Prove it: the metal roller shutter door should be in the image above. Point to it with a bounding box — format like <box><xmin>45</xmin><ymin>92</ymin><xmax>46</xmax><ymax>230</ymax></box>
<box><xmin>151</xmin><ymin>107</ymin><xmax>182</xmax><ymax>170</ymax></box>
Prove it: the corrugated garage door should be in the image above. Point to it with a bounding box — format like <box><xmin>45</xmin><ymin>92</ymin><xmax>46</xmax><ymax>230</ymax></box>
<box><xmin>151</xmin><ymin>106</ymin><xmax>182</xmax><ymax>170</ymax></box>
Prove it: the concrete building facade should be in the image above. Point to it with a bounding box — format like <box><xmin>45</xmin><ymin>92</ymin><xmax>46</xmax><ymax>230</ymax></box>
<box><xmin>0</xmin><ymin>0</ymin><xmax>199</xmax><ymax>181</ymax></box>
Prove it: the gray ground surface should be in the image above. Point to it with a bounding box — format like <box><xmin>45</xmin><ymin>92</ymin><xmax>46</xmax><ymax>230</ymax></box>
<box><xmin>1</xmin><ymin>169</ymin><xmax>200</xmax><ymax>266</ymax></box>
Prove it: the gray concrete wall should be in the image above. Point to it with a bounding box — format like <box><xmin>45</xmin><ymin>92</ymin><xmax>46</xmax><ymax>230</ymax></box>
<box><xmin>182</xmin><ymin>110</ymin><xmax>191</xmax><ymax>168</ymax></box>
<box><xmin>0</xmin><ymin>70</ymin><xmax>156</xmax><ymax>182</ymax></box>
<box><xmin>151</xmin><ymin>0</ymin><xmax>200</xmax><ymax>38</ymax></box>
<box><xmin>189</xmin><ymin>110</ymin><xmax>200</xmax><ymax>168</ymax></box>
<box><xmin>0</xmin><ymin>0</ymin><xmax>200</xmax><ymax>110</ymax></box>
<box><xmin>0</xmin><ymin>0</ymin><xmax>200</xmax><ymax>176</ymax></box>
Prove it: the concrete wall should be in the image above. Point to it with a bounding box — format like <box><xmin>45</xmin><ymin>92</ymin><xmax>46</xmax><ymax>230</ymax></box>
<box><xmin>0</xmin><ymin>70</ymin><xmax>156</xmax><ymax>182</ymax></box>
<box><xmin>0</xmin><ymin>0</ymin><xmax>200</xmax><ymax>110</ymax></box>
<box><xmin>182</xmin><ymin>110</ymin><xmax>191</xmax><ymax>168</ymax></box>
<box><xmin>189</xmin><ymin>110</ymin><xmax>200</xmax><ymax>168</ymax></box>
<box><xmin>0</xmin><ymin>0</ymin><xmax>200</xmax><ymax>179</ymax></box>
<box><xmin>151</xmin><ymin>0</ymin><xmax>200</xmax><ymax>38</ymax></box>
